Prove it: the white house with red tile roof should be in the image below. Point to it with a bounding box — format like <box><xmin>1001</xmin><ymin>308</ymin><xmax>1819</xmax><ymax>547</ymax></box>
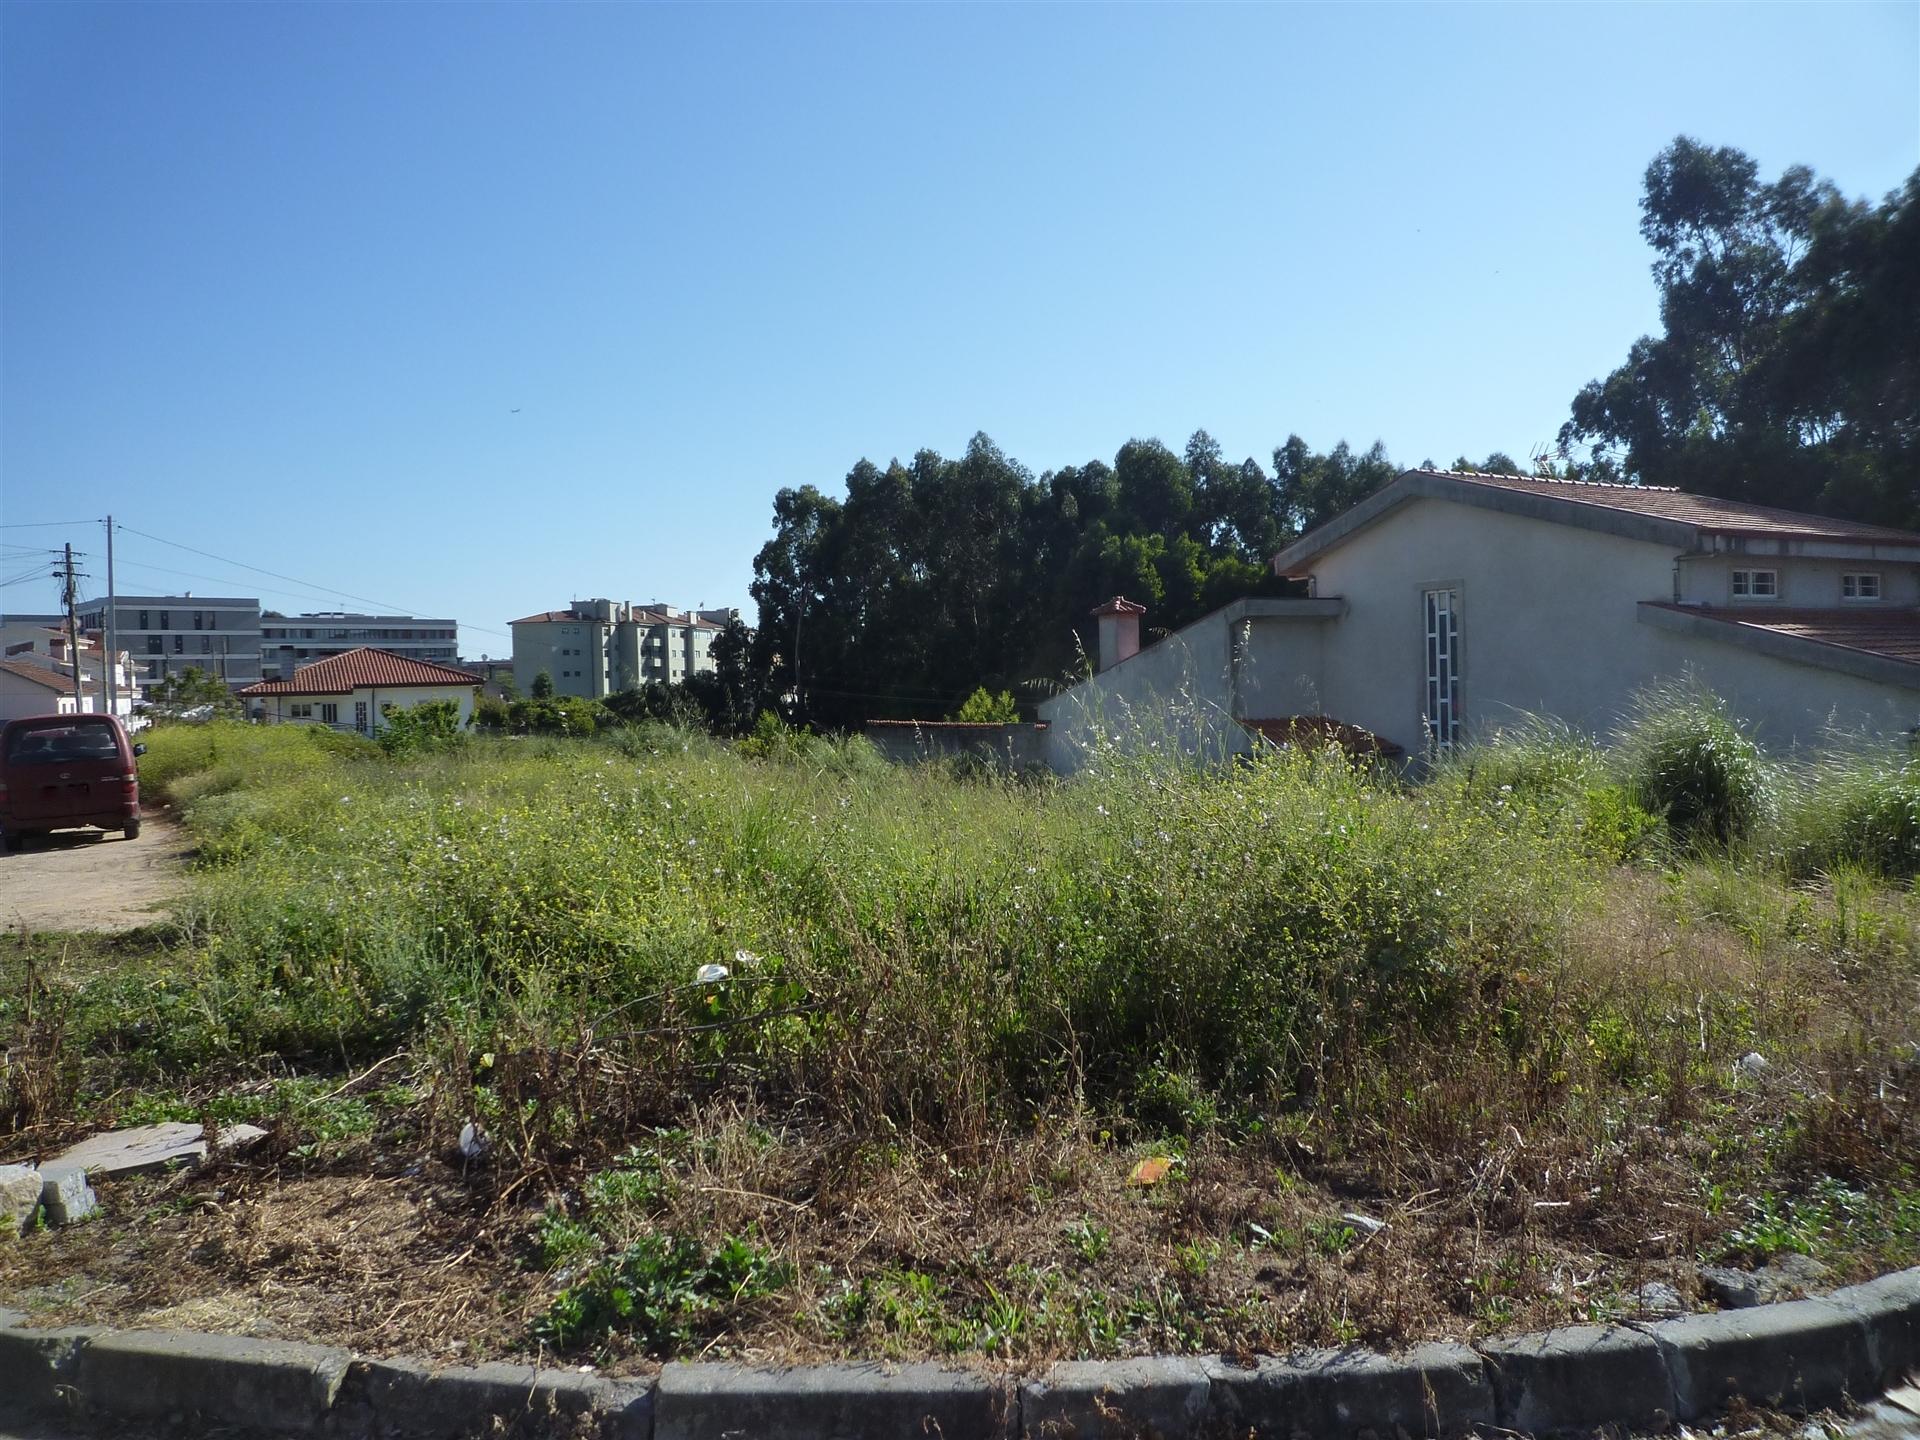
<box><xmin>238</xmin><ymin>648</ymin><xmax>479</xmax><ymax>736</ymax></box>
<box><xmin>0</xmin><ymin>657</ymin><xmax>105</xmax><ymax>723</ymax></box>
<box><xmin>1038</xmin><ymin>470</ymin><xmax>1920</xmax><ymax>770</ymax></box>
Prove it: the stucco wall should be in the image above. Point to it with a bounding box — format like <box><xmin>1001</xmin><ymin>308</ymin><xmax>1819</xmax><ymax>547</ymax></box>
<box><xmin>866</xmin><ymin>723</ymin><xmax>1049</xmax><ymax>771</ymax></box>
<box><xmin>1308</xmin><ymin>498</ymin><xmax>1919</xmax><ymax>753</ymax></box>
<box><xmin>258</xmin><ymin>684</ymin><xmax>477</xmax><ymax>735</ymax></box>
<box><xmin>1038</xmin><ymin>619</ymin><xmax>1250</xmax><ymax>772</ymax></box>
<box><xmin>1676</xmin><ymin>553</ymin><xmax>1920</xmax><ymax>607</ymax></box>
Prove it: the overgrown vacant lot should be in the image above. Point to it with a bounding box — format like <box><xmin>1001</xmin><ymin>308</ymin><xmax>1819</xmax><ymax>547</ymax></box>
<box><xmin>2</xmin><ymin>712</ymin><xmax>1917</xmax><ymax>1374</ymax></box>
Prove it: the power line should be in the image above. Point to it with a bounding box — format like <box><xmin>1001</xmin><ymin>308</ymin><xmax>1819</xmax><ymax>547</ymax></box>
<box><xmin>113</xmin><ymin>522</ymin><xmax>512</xmax><ymax>640</ymax></box>
<box><xmin>0</xmin><ymin>520</ymin><xmax>94</xmax><ymax>529</ymax></box>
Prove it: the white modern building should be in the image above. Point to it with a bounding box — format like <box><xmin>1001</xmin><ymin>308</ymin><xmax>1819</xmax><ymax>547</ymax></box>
<box><xmin>75</xmin><ymin>595</ymin><xmax>263</xmax><ymax>688</ymax></box>
<box><xmin>509</xmin><ymin>599</ymin><xmax>730</xmax><ymax>699</ymax></box>
<box><xmin>259</xmin><ymin>613</ymin><xmax>460</xmax><ymax>681</ymax></box>
<box><xmin>1039</xmin><ymin>470</ymin><xmax>1920</xmax><ymax>770</ymax></box>
<box><xmin>238</xmin><ymin>648</ymin><xmax>480</xmax><ymax>736</ymax></box>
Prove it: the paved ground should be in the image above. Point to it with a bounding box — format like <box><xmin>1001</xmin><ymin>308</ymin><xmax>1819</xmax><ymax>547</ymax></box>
<box><xmin>0</xmin><ymin>815</ymin><xmax>189</xmax><ymax>933</ymax></box>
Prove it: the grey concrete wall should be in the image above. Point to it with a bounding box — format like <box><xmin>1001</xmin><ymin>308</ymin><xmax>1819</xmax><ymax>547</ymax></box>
<box><xmin>1309</xmin><ymin>497</ymin><xmax>1918</xmax><ymax>754</ymax></box>
<box><xmin>1677</xmin><ymin>553</ymin><xmax>1920</xmax><ymax>607</ymax></box>
<box><xmin>866</xmin><ymin>723</ymin><xmax>1049</xmax><ymax>771</ymax></box>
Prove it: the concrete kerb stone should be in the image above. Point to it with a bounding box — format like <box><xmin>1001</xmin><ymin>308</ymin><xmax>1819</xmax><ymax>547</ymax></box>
<box><xmin>1640</xmin><ymin>1297</ymin><xmax>1878</xmax><ymax>1421</ymax></box>
<box><xmin>1475</xmin><ymin>1322</ymin><xmax>1676</xmax><ymax>1436</ymax></box>
<box><xmin>1021</xmin><ymin>1356</ymin><xmax>1209</xmax><ymax>1439</ymax></box>
<box><xmin>76</xmin><ymin>1328</ymin><xmax>351</xmax><ymax>1434</ymax></box>
<box><xmin>337</xmin><ymin>1356</ymin><xmax>649</xmax><ymax>1439</ymax></box>
<box><xmin>0</xmin><ymin>1324</ymin><xmax>98</xmax><ymax>1418</ymax></box>
<box><xmin>1203</xmin><ymin>1341</ymin><xmax>1494</xmax><ymax>1439</ymax></box>
<box><xmin>656</xmin><ymin>1360</ymin><xmax>1013</xmax><ymax>1440</ymax></box>
<box><xmin>0</xmin><ymin>1265</ymin><xmax>1913</xmax><ymax>1439</ymax></box>
<box><xmin>1827</xmin><ymin>1267</ymin><xmax>1920</xmax><ymax>1388</ymax></box>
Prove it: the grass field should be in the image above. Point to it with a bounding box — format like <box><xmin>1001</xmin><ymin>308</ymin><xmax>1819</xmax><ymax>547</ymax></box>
<box><xmin>2</xmin><ymin>710</ymin><xmax>1916</xmax><ymax>1371</ymax></box>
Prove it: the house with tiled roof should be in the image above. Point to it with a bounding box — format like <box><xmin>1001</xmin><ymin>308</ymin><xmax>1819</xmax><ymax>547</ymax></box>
<box><xmin>0</xmin><ymin>657</ymin><xmax>104</xmax><ymax>724</ymax></box>
<box><xmin>238</xmin><ymin>648</ymin><xmax>480</xmax><ymax>736</ymax></box>
<box><xmin>1038</xmin><ymin>470</ymin><xmax>1920</xmax><ymax>770</ymax></box>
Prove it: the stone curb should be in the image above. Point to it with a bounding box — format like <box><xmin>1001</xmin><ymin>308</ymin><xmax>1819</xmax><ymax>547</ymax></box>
<box><xmin>0</xmin><ymin>1266</ymin><xmax>1912</xmax><ymax>1438</ymax></box>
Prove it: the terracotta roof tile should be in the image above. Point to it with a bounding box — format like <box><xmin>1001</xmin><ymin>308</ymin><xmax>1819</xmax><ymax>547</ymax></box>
<box><xmin>0</xmin><ymin>658</ymin><xmax>98</xmax><ymax>694</ymax></box>
<box><xmin>238</xmin><ymin>648</ymin><xmax>482</xmax><ymax>696</ymax></box>
<box><xmin>1642</xmin><ymin>604</ymin><xmax>1920</xmax><ymax>668</ymax></box>
<box><xmin>1427</xmin><ymin>471</ymin><xmax>1920</xmax><ymax>544</ymax></box>
<box><xmin>510</xmin><ymin>610</ymin><xmax>583</xmax><ymax>625</ymax></box>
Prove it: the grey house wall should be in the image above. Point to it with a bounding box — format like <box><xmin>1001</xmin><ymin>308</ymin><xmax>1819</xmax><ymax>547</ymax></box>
<box><xmin>1307</xmin><ymin>497</ymin><xmax>1918</xmax><ymax>753</ymax></box>
<box><xmin>1039</xmin><ymin>497</ymin><xmax>1920</xmax><ymax>773</ymax></box>
<box><xmin>1036</xmin><ymin>599</ymin><xmax>1344</xmax><ymax>773</ymax></box>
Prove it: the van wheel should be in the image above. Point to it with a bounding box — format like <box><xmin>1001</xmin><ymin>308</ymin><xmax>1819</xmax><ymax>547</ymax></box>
<box><xmin>0</xmin><ymin>831</ymin><xmax>16</xmax><ymax>853</ymax></box>
<box><xmin>124</xmin><ymin>821</ymin><xmax>142</xmax><ymax>841</ymax></box>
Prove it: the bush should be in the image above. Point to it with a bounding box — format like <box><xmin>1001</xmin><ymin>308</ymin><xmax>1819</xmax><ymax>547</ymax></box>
<box><xmin>377</xmin><ymin>699</ymin><xmax>468</xmax><ymax>758</ymax></box>
<box><xmin>1785</xmin><ymin>754</ymin><xmax>1920</xmax><ymax>880</ymax></box>
<box><xmin>1619</xmin><ymin>684</ymin><xmax>1772</xmax><ymax>844</ymax></box>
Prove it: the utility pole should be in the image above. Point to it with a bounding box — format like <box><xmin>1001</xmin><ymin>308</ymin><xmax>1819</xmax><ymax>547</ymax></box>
<box><xmin>104</xmin><ymin>516</ymin><xmax>118</xmax><ymax>718</ymax></box>
<box><xmin>55</xmin><ymin>543</ymin><xmax>87</xmax><ymax>711</ymax></box>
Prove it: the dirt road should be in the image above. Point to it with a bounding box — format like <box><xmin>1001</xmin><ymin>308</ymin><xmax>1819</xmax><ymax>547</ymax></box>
<box><xmin>1</xmin><ymin>816</ymin><xmax>190</xmax><ymax>933</ymax></box>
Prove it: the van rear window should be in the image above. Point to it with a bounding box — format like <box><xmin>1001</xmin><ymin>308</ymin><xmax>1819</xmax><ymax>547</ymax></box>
<box><xmin>6</xmin><ymin>723</ymin><xmax>121</xmax><ymax>764</ymax></box>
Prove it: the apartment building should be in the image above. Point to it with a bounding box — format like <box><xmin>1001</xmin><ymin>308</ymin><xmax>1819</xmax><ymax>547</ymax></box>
<box><xmin>75</xmin><ymin>595</ymin><xmax>263</xmax><ymax>687</ymax></box>
<box><xmin>509</xmin><ymin>599</ymin><xmax>732</xmax><ymax>699</ymax></box>
<box><xmin>259</xmin><ymin>612</ymin><xmax>459</xmax><ymax>681</ymax></box>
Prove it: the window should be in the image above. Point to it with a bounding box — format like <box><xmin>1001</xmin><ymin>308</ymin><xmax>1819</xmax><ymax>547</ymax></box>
<box><xmin>320</xmin><ymin>703</ymin><xmax>338</xmax><ymax>725</ymax></box>
<box><xmin>147</xmin><ymin>637</ymin><xmax>163</xmax><ymax>656</ymax></box>
<box><xmin>1842</xmin><ymin>573</ymin><xmax>1881</xmax><ymax>601</ymax></box>
<box><xmin>138</xmin><ymin>610</ymin><xmax>149</xmax><ymax>629</ymax></box>
<box><xmin>159</xmin><ymin>610</ymin><xmax>170</xmax><ymax>629</ymax></box>
<box><xmin>173</xmin><ymin>635</ymin><xmax>184</xmax><ymax>654</ymax></box>
<box><xmin>200</xmin><ymin>636</ymin><xmax>212</xmax><ymax>654</ymax></box>
<box><xmin>1731</xmin><ymin>570</ymin><xmax>1778</xmax><ymax>599</ymax></box>
<box><xmin>1423</xmin><ymin>588</ymin><xmax>1460</xmax><ymax>751</ymax></box>
<box><xmin>355</xmin><ymin>700</ymin><xmax>369</xmax><ymax>733</ymax></box>
<box><xmin>291</xmin><ymin>702</ymin><xmax>312</xmax><ymax>718</ymax></box>
<box><xmin>193</xmin><ymin>611</ymin><xmax>203</xmax><ymax>631</ymax></box>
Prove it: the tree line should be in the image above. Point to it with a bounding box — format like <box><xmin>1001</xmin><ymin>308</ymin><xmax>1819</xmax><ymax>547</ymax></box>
<box><xmin>739</xmin><ymin>138</ymin><xmax>1917</xmax><ymax>731</ymax></box>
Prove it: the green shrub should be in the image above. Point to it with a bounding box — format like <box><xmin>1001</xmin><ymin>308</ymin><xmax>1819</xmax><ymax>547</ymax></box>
<box><xmin>535</xmin><ymin>1231</ymin><xmax>789</xmax><ymax>1350</ymax></box>
<box><xmin>377</xmin><ymin>699</ymin><xmax>468</xmax><ymax>758</ymax></box>
<box><xmin>1619</xmin><ymin>685</ymin><xmax>1772</xmax><ymax>844</ymax></box>
<box><xmin>1785</xmin><ymin>754</ymin><xmax>1920</xmax><ymax>880</ymax></box>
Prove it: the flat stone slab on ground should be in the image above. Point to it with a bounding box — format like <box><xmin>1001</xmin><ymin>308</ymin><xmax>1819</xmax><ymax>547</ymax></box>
<box><xmin>39</xmin><ymin>1121</ymin><xmax>269</xmax><ymax>1183</ymax></box>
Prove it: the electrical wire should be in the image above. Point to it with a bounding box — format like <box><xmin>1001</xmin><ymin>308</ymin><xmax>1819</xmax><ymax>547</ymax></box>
<box><xmin>113</xmin><ymin>522</ymin><xmax>512</xmax><ymax>641</ymax></box>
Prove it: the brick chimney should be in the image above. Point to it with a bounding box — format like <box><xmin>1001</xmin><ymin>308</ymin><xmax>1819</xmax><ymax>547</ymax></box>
<box><xmin>1090</xmin><ymin>596</ymin><xmax>1145</xmax><ymax>672</ymax></box>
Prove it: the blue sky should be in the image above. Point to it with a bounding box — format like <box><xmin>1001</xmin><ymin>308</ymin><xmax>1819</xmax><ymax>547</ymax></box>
<box><xmin>3</xmin><ymin>2</ymin><xmax>1915</xmax><ymax>658</ymax></box>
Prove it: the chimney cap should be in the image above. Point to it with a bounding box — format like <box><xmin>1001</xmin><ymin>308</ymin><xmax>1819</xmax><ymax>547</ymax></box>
<box><xmin>1090</xmin><ymin>596</ymin><xmax>1146</xmax><ymax>617</ymax></box>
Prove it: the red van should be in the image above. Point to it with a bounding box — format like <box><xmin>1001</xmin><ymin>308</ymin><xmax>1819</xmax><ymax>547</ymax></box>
<box><xmin>0</xmin><ymin>713</ymin><xmax>146</xmax><ymax>850</ymax></box>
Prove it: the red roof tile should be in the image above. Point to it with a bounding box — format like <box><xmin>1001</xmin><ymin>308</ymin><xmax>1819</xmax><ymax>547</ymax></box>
<box><xmin>0</xmin><ymin>658</ymin><xmax>98</xmax><ymax>694</ymax></box>
<box><xmin>1428</xmin><ymin>471</ymin><xmax>1920</xmax><ymax>544</ymax></box>
<box><xmin>509</xmin><ymin>610</ymin><xmax>583</xmax><ymax>625</ymax></box>
<box><xmin>238</xmin><ymin>648</ymin><xmax>482</xmax><ymax>696</ymax></box>
<box><xmin>1642</xmin><ymin>604</ymin><xmax>1920</xmax><ymax>668</ymax></box>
